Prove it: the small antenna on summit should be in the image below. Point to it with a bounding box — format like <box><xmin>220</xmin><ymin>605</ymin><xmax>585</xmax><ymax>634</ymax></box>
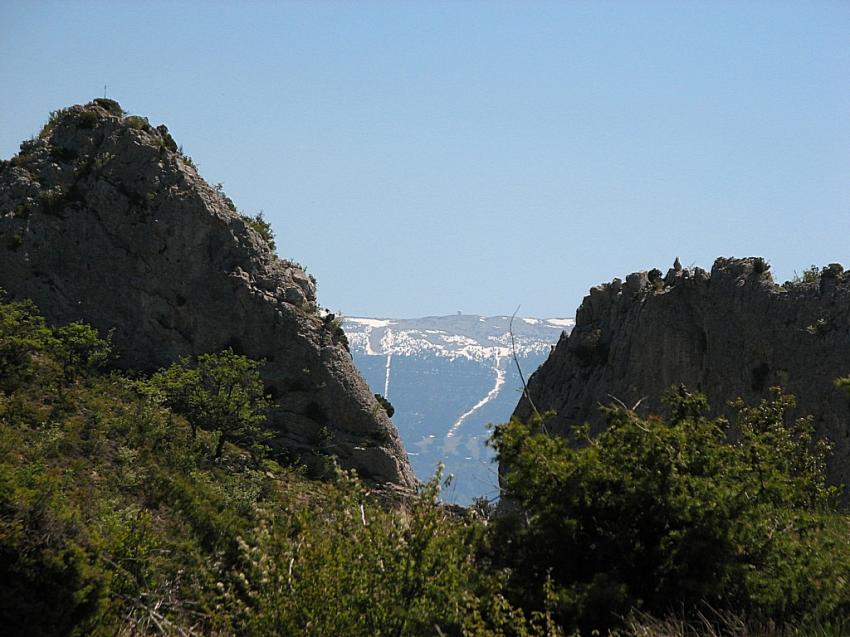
<box><xmin>104</xmin><ymin>84</ymin><xmax>107</xmax><ymax>98</ymax></box>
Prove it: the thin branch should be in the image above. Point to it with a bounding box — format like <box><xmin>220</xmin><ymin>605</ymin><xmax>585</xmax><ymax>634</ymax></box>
<box><xmin>510</xmin><ymin>306</ymin><xmax>542</xmax><ymax>423</ymax></box>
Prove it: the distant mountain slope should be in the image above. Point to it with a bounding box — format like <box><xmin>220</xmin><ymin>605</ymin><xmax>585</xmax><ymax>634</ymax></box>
<box><xmin>344</xmin><ymin>315</ymin><xmax>574</xmax><ymax>504</ymax></box>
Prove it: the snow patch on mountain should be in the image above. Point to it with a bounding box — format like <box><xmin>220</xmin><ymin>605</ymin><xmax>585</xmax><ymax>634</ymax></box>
<box><xmin>344</xmin><ymin>315</ymin><xmax>575</xmax><ymax>362</ymax></box>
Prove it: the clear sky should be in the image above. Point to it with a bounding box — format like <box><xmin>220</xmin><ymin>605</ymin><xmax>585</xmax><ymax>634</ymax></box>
<box><xmin>2</xmin><ymin>1</ymin><xmax>848</xmax><ymax>318</ymax></box>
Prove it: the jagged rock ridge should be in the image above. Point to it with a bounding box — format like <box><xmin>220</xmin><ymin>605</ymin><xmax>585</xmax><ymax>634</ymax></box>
<box><xmin>0</xmin><ymin>99</ymin><xmax>414</xmax><ymax>489</ymax></box>
<box><xmin>514</xmin><ymin>257</ymin><xmax>850</xmax><ymax>492</ymax></box>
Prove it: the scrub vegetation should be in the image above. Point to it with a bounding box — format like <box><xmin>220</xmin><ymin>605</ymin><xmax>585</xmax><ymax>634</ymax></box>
<box><xmin>1</xmin><ymin>292</ymin><xmax>848</xmax><ymax>636</ymax></box>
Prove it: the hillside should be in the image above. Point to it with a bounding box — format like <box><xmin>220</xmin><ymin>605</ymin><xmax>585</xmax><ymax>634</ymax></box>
<box><xmin>0</xmin><ymin>100</ymin><xmax>413</xmax><ymax>489</ymax></box>
<box><xmin>514</xmin><ymin>257</ymin><xmax>850</xmax><ymax>495</ymax></box>
<box><xmin>344</xmin><ymin>314</ymin><xmax>573</xmax><ymax>503</ymax></box>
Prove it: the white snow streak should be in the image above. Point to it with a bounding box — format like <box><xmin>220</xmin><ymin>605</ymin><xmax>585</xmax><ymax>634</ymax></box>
<box><xmin>546</xmin><ymin>318</ymin><xmax>575</xmax><ymax>328</ymax></box>
<box><xmin>383</xmin><ymin>353</ymin><xmax>392</xmax><ymax>398</ymax></box>
<box><xmin>347</xmin><ymin>317</ymin><xmax>395</xmax><ymax>328</ymax></box>
<box><xmin>445</xmin><ymin>356</ymin><xmax>505</xmax><ymax>441</ymax></box>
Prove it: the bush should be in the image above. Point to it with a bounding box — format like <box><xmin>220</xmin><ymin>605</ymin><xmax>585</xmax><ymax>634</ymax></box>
<box><xmin>0</xmin><ymin>295</ymin><xmax>564</xmax><ymax>636</ymax></box>
<box><xmin>150</xmin><ymin>348</ymin><xmax>271</xmax><ymax>459</ymax></box>
<box><xmin>51</xmin><ymin>322</ymin><xmax>113</xmax><ymax>382</ymax></box>
<box><xmin>123</xmin><ymin>115</ymin><xmax>149</xmax><ymax>131</ymax></box>
<box><xmin>235</xmin><ymin>470</ymin><xmax>559</xmax><ymax>637</ymax></box>
<box><xmin>0</xmin><ymin>293</ymin><xmax>56</xmax><ymax>390</ymax></box>
<box><xmin>375</xmin><ymin>393</ymin><xmax>395</xmax><ymax>417</ymax></box>
<box><xmin>752</xmin><ymin>257</ymin><xmax>770</xmax><ymax>275</ymax></box>
<box><xmin>489</xmin><ymin>386</ymin><xmax>849</xmax><ymax>632</ymax></box>
<box><xmin>322</xmin><ymin>313</ymin><xmax>349</xmax><ymax>351</ymax></box>
<box><xmin>92</xmin><ymin>98</ymin><xmax>125</xmax><ymax>116</ymax></box>
<box><xmin>38</xmin><ymin>109</ymin><xmax>65</xmax><ymax>139</ymax></box>
<box><xmin>243</xmin><ymin>211</ymin><xmax>277</xmax><ymax>252</ymax></box>
<box><xmin>77</xmin><ymin>110</ymin><xmax>99</xmax><ymax>129</ymax></box>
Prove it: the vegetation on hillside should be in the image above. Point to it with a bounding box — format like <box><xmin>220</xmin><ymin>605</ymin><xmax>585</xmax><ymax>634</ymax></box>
<box><xmin>0</xmin><ymin>293</ymin><xmax>553</xmax><ymax>636</ymax></box>
<box><xmin>489</xmin><ymin>387</ymin><xmax>850</xmax><ymax>634</ymax></box>
<box><xmin>1</xmin><ymin>292</ymin><xmax>849</xmax><ymax>635</ymax></box>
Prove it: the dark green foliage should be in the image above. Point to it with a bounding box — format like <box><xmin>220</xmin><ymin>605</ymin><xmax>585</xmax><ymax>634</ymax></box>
<box><xmin>4</xmin><ymin>294</ymin><xmax>848</xmax><ymax>635</ymax></box>
<box><xmin>234</xmin><ymin>469</ymin><xmax>558</xmax><ymax>637</ymax></box>
<box><xmin>243</xmin><ymin>211</ymin><xmax>277</xmax><ymax>252</ymax></box>
<box><xmin>375</xmin><ymin>392</ymin><xmax>395</xmax><ymax>417</ymax></box>
<box><xmin>790</xmin><ymin>265</ymin><xmax>820</xmax><ymax>286</ymax></box>
<box><xmin>0</xmin><ymin>296</ymin><xmax>553</xmax><ymax>636</ymax></box>
<box><xmin>489</xmin><ymin>386</ymin><xmax>850</xmax><ymax>632</ymax></box>
<box><xmin>322</xmin><ymin>312</ymin><xmax>350</xmax><ymax>351</ymax></box>
<box><xmin>156</xmin><ymin>125</ymin><xmax>179</xmax><ymax>152</ymax></box>
<box><xmin>77</xmin><ymin>110</ymin><xmax>99</xmax><ymax>129</ymax></box>
<box><xmin>0</xmin><ymin>293</ymin><xmax>54</xmax><ymax>391</ymax></box>
<box><xmin>213</xmin><ymin>182</ymin><xmax>238</xmax><ymax>212</ymax></box>
<box><xmin>177</xmin><ymin>145</ymin><xmax>197</xmax><ymax>169</ymax></box>
<box><xmin>150</xmin><ymin>348</ymin><xmax>270</xmax><ymax>459</ymax></box>
<box><xmin>50</xmin><ymin>145</ymin><xmax>78</xmax><ymax>163</ymax></box>
<box><xmin>52</xmin><ymin>322</ymin><xmax>113</xmax><ymax>382</ymax></box>
<box><xmin>123</xmin><ymin>114</ymin><xmax>150</xmax><ymax>131</ymax></box>
<box><xmin>39</xmin><ymin>109</ymin><xmax>65</xmax><ymax>139</ymax></box>
<box><xmin>752</xmin><ymin>257</ymin><xmax>770</xmax><ymax>274</ymax></box>
<box><xmin>92</xmin><ymin>98</ymin><xmax>125</xmax><ymax>116</ymax></box>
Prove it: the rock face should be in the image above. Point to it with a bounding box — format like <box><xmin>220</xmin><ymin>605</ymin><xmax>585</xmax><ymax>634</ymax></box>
<box><xmin>513</xmin><ymin>257</ymin><xmax>850</xmax><ymax>492</ymax></box>
<box><xmin>0</xmin><ymin>99</ymin><xmax>415</xmax><ymax>490</ymax></box>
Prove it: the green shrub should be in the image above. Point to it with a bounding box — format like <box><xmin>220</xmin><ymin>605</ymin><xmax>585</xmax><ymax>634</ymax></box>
<box><xmin>50</xmin><ymin>145</ymin><xmax>77</xmax><ymax>163</ymax></box>
<box><xmin>214</xmin><ymin>182</ymin><xmax>238</xmax><ymax>213</ymax></box>
<box><xmin>77</xmin><ymin>110</ymin><xmax>99</xmax><ymax>129</ymax></box>
<box><xmin>243</xmin><ymin>211</ymin><xmax>277</xmax><ymax>252</ymax></box>
<box><xmin>322</xmin><ymin>313</ymin><xmax>349</xmax><ymax>351</ymax></box>
<box><xmin>51</xmin><ymin>322</ymin><xmax>113</xmax><ymax>382</ymax></box>
<box><xmin>38</xmin><ymin>109</ymin><xmax>65</xmax><ymax>139</ymax></box>
<box><xmin>752</xmin><ymin>257</ymin><xmax>770</xmax><ymax>275</ymax></box>
<box><xmin>177</xmin><ymin>145</ymin><xmax>196</xmax><ymax>169</ymax></box>
<box><xmin>375</xmin><ymin>393</ymin><xmax>395</xmax><ymax>417</ymax></box>
<box><xmin>123</xmin><ymin>114</ymin><xmax>149</xmax><ymax>131</ymax></box>
<box><xmin>489</xmin><ymin>386</ymin><xmax>849</xmax><ymax>632</ymax></box>
<box><xmin>0</xmin><ymin>295</ymin><xmax>563</xmax><ymax>636</ymax></box>
<box><xmin>92</xmin><ymin>98</ymin><xmax>125</xmax><ymax>116</ymax></box>
<box><xmin>234</xmin><ymin>470</ymin><xmax>558</xmax><ymax>637</ymax></box>
<box><xmin>0</xmin><ymin>293</ymin><xmax>55</xmax><ymax>390</ymax></box>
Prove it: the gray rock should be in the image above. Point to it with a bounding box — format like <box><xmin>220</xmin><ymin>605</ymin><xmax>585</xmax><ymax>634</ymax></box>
<box><xmin>0</xmin><ymin>101</ymin><xmax>415</xmax><ymax>490</ymax></box>
<box><xmin>513</xmin><ymin>257</ymin><xmax>850</xmax><ymax>497</ymax></box>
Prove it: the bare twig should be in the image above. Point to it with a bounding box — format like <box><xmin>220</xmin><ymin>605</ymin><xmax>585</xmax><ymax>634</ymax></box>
<box><xmin>509</xmin><ymin>306</ymin><xmax>542</xmax><ymax>423</ymax></box>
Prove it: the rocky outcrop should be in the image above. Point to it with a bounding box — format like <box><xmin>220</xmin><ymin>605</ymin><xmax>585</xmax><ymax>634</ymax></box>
<box><xmin>0</xmin><ymin>99</ymin><xmax>415</xmax><ymax>490</ymax></box>
<box><xmin>513</xmin><ymin>257</ymin><xmax>850</xmax><ymax>492</ymax></box>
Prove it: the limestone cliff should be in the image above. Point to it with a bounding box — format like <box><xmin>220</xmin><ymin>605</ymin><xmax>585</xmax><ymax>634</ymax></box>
<box><xmin>513</xmin><ymin>257</ymin><xmax>850</xmax><ymax>491</ymax></box>
<box><xmin>0</xmin><ymin>99</ymin><xmax>415</xmax><ymax>489</ymax></box>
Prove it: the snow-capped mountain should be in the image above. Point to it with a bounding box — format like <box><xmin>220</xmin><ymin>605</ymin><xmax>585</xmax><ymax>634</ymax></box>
<box><xmin>343</xmin><ymin>314</ymin><xmax>574</xmax><ymax>504</ymax></box>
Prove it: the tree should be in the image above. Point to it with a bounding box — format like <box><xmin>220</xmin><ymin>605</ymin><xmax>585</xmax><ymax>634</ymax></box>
<box><xmin>0</xmin><ymin>292</ymin><xmax>60</xmax><ymax>390</ymax></box>
<box><xmin>51</xmin><ymin>322</ymin><xmax>113</xmax><ymax>382</ymax></box>
<box><xmin>488</xmin><ymin>386</ymin><xmax>849</xmax><ymax>631</ymax></box>
<box><xmin>151</xmin><ymin>348</ymin><xmax>270</xmax><ymax>459</ymax></box>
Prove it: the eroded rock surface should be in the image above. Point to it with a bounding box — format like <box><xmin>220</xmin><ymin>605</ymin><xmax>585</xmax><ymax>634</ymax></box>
<box><xmin>0</xmin><ymin>99</ymin><xmax>415</xmax><ymax>489</ymax></box>
<box><xmin>513</xmin><ymin>257</ymin><xmax>850</xmax><ymax>492</ymax></box>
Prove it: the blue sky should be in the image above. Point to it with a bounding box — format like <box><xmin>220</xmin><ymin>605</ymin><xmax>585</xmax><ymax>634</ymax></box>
<box><xmin>2</xmin><ymin>1</ymin><xmax>848</xmax><ymax>318</ymax></box>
